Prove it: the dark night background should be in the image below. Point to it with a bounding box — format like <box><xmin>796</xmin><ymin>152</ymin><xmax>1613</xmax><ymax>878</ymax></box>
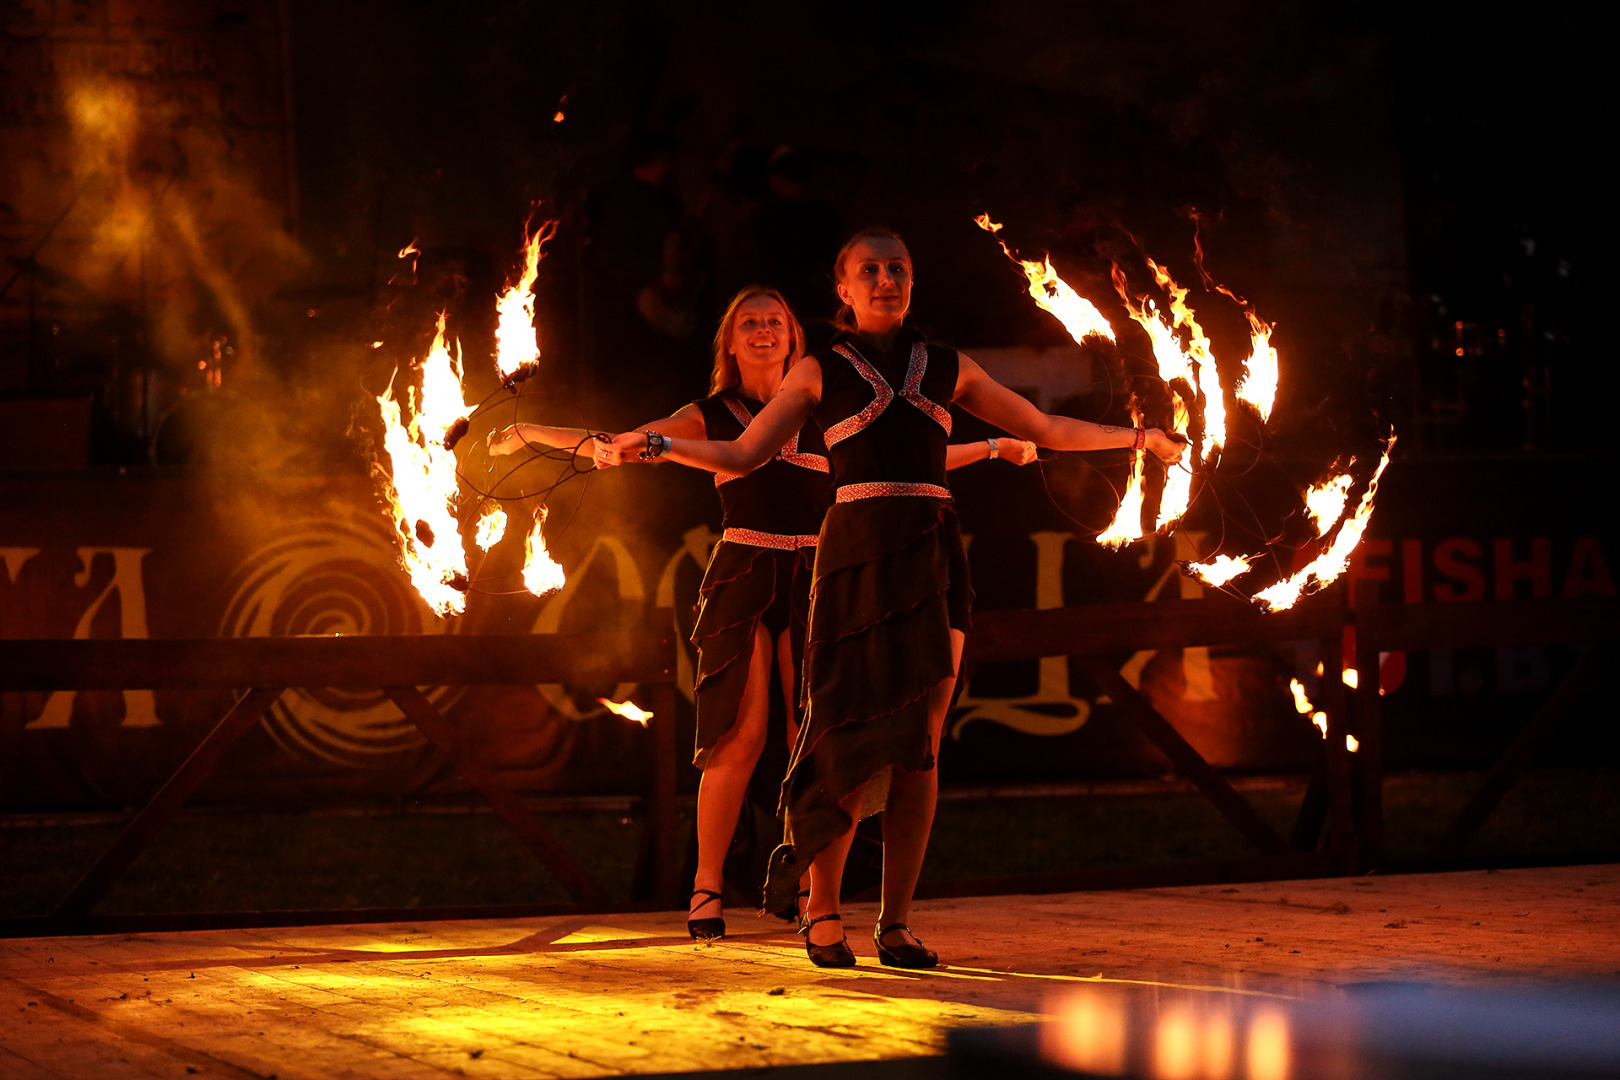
<box><xmin>2</xmin><ymin>1</ymin><xmax>1606</xmax><ymax>463</ymax></box>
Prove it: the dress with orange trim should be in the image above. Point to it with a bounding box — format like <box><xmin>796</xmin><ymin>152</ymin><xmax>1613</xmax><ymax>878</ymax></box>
<box><xmin>688</xmin><ymin>390</ymin><xmax>831</xmax><ymax>767</ymax></box>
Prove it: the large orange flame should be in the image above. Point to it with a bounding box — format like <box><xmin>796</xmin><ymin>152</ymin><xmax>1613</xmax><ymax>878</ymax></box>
<box><xmin>1097</xmin><ymin>400</ymin><xmax>1148</xmax><ymax>549</ymax></box>
<box><xmin>522</xmin><ymin>506</ymin><xmax>566</xmax><ymax>598</ymax></box>
<box><xmin>1253</xmin><ymin>434</ymin><xmax>1396</xmax><ymax>612</ymax></box>
<box><xmin>374</xmin><ymin>314</ymin><xmax>472</xmax><ymax>616</ymax></box>
<box><xmin>1147</xmin><ymin>258</ymin><xmax>1227</xmax><ymax>469</ymax></box>
<box><xmin>974</xmin><ymin>215</ymin><xmax>1115</xmax><ymax>343</ymax></box>
<box><xmin>493</xmin><ymin>219</ymin><xmax>557</xmax><ymax>380</ymax></box>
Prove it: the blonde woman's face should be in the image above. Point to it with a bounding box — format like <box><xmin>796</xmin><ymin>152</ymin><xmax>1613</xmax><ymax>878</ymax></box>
<box><xmin>730</xmin><ymin>295</ymin><xmax>792</xmax><ymax>368</ymax></box>
<box><xmin>836</xmin><ymin>236</ymin><xmax>912</xmax><ymax>333</ymax></box>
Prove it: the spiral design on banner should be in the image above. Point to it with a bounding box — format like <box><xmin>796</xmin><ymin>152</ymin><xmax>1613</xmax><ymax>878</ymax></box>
<box><xmin>218</xmin><ymin>515</ymin><xmax>461</xmax><ymax>766</ymax></box>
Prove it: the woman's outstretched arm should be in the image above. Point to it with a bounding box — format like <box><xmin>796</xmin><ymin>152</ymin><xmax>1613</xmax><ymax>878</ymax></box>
<box><xmin>597</xmin><ymin>360</ymin><xmax>823</xmax><ymax>473</ymax></box>
<box><xmin>952</xmin><ymin>354</ymin><xmax>1186</xmax><ymax>463</ymax></box>
<box><xmin>945</xmin><ymin>437</ymin><xmax>1038</xmax><ymax>469</ymax></box>
<box><xmin>488</xmin><ymin>405</ymin><xmax>707</xmax><ymax>459</ymax></box>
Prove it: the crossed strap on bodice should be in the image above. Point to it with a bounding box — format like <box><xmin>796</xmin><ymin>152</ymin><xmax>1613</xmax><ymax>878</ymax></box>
<box><xmin>822</xmin><ymin>340</ymin><xmax>953</xmax><ymax>448</ymax></box>
<box><xmin>713</xmin><ymin>396</ymin><xmax>830</xmax><ymax>487</ymax></box>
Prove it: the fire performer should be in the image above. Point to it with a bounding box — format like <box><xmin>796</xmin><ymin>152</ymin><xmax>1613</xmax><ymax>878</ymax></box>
<box><xmin>491</xmin><ymin>285</ymin><xmax>1036</xmax><ymax>943</ymax></box>
<box><xmin>598</xmin><ymin>231</ymin><xmax>1185</xmax><ymax>968</ymax></box>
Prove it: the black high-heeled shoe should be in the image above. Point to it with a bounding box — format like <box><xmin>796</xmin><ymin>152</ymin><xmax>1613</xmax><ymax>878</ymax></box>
<box><xmin>874</xmin><ymin>922</ymin><xmax>938</xmax><ymax>969</ymax></box>
<box><xmin>800</xmin><ymin>912</ymin><xmax>855</xmax><ymax>968</ymax></box>
<box><xmin>687</xmin><ymin>888</ymin><xmax>725</xmax><ymax>941</ymax></box>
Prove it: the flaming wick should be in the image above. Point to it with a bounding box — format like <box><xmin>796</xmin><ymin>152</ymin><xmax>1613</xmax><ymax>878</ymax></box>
<box><xmin>599</xmin><ymin>698</ymin><xmax>652</xmax><ymax>725</ymax></box>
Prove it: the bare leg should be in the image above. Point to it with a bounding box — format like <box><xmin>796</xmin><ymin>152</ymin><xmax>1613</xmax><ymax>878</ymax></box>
<box><xmin>690</xmin><ymin>622</ymin><xmax>773</xmax><ymax>921</ymax></box>
<box><xmin>804</xmin><ymin>784</ymin><xmax>863</xmax><ymax>946</ymax></box>
<box><xmin>877</xmin><ymin>628</ymin><xmax>965</xmax><ymax>941</ymax></box>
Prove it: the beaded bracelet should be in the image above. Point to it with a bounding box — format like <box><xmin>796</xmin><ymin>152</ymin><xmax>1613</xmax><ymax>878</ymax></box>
<box><xmin>641</xmin><ymin>430</ymin><xmax>672</xmax><ymax>459</ymax></box>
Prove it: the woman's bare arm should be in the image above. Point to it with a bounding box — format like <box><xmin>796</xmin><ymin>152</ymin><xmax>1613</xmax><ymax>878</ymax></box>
<box><xmin>945</xmin><ymin>437</ymin><xmax>1038</xmax><ymax>469</ymax></box>
<box><xmin>598</xmin><ymin>360</ymin><xmax>823</xmax><ymax>473</ymax></box>
<box><xmin>489</xmin><ymin>406</ymin><xmax>707</xmax><ymax>459</ymax></box>
<box><xmin>953</xmin><ymin>354</ymin><xmax>1185</xmax><ymax>463</ymax></box>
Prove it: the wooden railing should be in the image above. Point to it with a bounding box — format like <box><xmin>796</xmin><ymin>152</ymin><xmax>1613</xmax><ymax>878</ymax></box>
<box><xmin>0</xmin><ymin>632</ymin><xmax>679</xmax><ymax>931</ymax></box>
<box><xmin>950</xmin><ymin>590</ymin><xmax>1618</xmax><ymax>894</ymax></box>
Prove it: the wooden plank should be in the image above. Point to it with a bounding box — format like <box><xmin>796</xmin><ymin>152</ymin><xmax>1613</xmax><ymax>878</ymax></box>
<box><xmin>1430</xmin><ymin>644</ymin><xmax>1612</xmax><ymax>861</ymax></box>
<box><xmin>0</xmin><ymin>633</ymin><xmax>673</xmax><ymax>691</ymax></box>
<box><xmin>1075</xmin><ymin>656</ymin><xmax>1289</xmax><ymax>856</ymax></box>
<box><xmin>384</xmin><ymin>686</ymin><xmax>609</xmax><ymax>905</ymax></box>
<box><xmin>54</xmin><ymin>687</ymin><xmax>285</xmax><ymax>917</ymax></box>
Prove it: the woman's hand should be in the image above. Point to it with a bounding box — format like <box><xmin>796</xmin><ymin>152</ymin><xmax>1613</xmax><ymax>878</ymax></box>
<box><xmin>1146</xmin><ymin>429</ymin><xmax>1188</xmax><ymax>464</ymax></box>
<box><xmin>594</xmin><ymin>431</ymin><xmax>645</xmax><ymax>469</ymax></box>
<box><xmin>1002</xmin><ymin>438</ymin><xmax>1039</xmax><ymax>465</ymax></box>
<box><xmin>487</xmin><ymin>425</ymin><xmax>525</xmax><ymax>456</ymax></box>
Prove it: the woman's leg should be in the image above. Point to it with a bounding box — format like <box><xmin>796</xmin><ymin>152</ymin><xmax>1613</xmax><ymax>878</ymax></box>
<box><xmin>876</xmin><ymin>627</ymin><xmax>966</xmax><ymax>939</ymax></box>
<box><xmin>690</xmin><ymin>621</ymin><xmax>773</xmax><ymax>919</ymax></box>
<box><xmin>803</xmin><ymin>786</ymin><xmax>863</xmax><ymax>946</ymax></box>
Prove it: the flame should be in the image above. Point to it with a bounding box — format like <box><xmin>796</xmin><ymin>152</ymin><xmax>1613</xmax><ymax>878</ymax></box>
<box><xmin>493</xmin><ymin>219</ymin><xmax>557</xmax><ymax>380</ymax></box>
<box><xmin>474</xmin><ymin>505</ymin><xmax>508</xmax><ymax>551</ymax></box>
<box><xmin>1148</xmin><ymin>258</ymin><xmax>1228</xmax><ymax>469</ymax></box>
<box><xmin>1288</xmin><ymin>678</ymin><xmax>1313</xmax><ymax>715</ymax></box>
<box><xmin>1341</xmin><ymin>667</ymin><xmax>1359</xmax><ymax>690</ymax></box>
<box><xmin>1312</xmin><ymin>712</ymin><xmax>1329</xmax><ymax>738</ymax></box>
<box><xmin>599</xmin><ymin>698</ymin><xmax>652</xmax><ymax>725</ymax></box>
<box><xmin>1345</xmin><ymin>733</ymin><xmax>1360</xmax><ymax>753</ymax></box>
<box><xmin>373</xmin><ymin>314</ymin><xmax>472</xmax><ymax>616</ymax></box>
<box><xmin>1304</xmin><ymin>468</ymin><xmax>1354</xmax><ymax>537</ymax></box>
<box><xmin>1189</xmin><ymin>554</ymin><xmax>1253</xmax><ymax>588</ymax></box>
<box><xmin>975</xmin><ymin>216</ymin><xmax>1115</xmax><ymax>343</ymax></box>
<box><xmin>1236</xmin><ymin>310</ymin><xmax>1279</xmax><ymax>422</ymax></box>
<box><xmin>1157</xmin><ymin>391</ymin><xmax>1194</xmax><ymax>531</ymax></box>
<box><xmin>521</xmin><ymin>506</ymin><xmax>567</xmax><ymax>597</ymax></box>
<box><xmin>1096</xmin><ymin>401</ymin><xmax>1147</xmax><ymax>549</ymax></box>
<box><xmin>1252</xmin><ymin>433</ymin><xmax>1396</xmax><ymax>612</ymax></box>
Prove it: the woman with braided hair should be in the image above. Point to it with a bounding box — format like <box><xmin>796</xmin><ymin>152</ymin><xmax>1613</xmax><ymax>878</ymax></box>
<box><xmin>599</xmin><ymin>231</ymin><xmax>1184</xmax><ymax>968</ymax></box>
<box><xmin>494</xmin><ymin>284</ymin><xmax>1033</xmax><ymax>942</ymax></box>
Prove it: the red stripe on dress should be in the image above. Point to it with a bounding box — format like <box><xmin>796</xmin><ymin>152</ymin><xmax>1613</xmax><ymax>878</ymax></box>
<box><xmin>823</xmin><ymin>345</ymin><xmax>894</xmax><ymax>446</ymax></box>
<box><xmin>899</xmin><ymin>340</ymin><xmax>952</xmax><ymax>434</ymax></box>
<box><xmin>722</xmin><ymin>527</ymin><xmax>820</xmax><ymax>549</ymax></box>
<box><xmin>835</xmin><ymin>482</ymin><xmax>951</xmax><ymax>502</ymax></box>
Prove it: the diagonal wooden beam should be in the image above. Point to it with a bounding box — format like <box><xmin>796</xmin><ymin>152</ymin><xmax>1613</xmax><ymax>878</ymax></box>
<box><xmin>1430</xmin><ymin>644</ymin><xmax>1612</xmax><ymax>861</ymax></box>
<box><xmin>1077</xmin><ymin>656</ymin><xmax>1288</xmax><ymax>856</ymax></box>
<box><xmin>55</xmin><ymin>686</ymin><xmax>285</xmax><ymax>917</ymax></box>
<box><xmin>385</xmin><ymin>686</ymin><xmax>608</xmax><ymax>904</ymax></box>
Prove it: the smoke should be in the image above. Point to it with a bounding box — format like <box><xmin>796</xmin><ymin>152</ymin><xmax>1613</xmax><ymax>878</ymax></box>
<box><xmin>51</xmin><ymin>75</ymin><xmax>307</xmax><ymax>379</ymax></box>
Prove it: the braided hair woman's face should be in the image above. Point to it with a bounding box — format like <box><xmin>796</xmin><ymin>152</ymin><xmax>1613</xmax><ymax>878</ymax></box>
<box><xmin>835</xmin><ymin>235</ymin><xmax>912</xmax><ymax>334</ymax></box>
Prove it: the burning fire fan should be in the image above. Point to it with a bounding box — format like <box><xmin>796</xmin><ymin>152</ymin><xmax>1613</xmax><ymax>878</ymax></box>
<box><xmin>975</xmin><ymin>214</ymin><xmax>1396</xmax><ymax>615</ymax></box>
<box><xmin>369</xmin><ymin>216</ymin><xmax>580</xmax><ymax>617</ymax></box>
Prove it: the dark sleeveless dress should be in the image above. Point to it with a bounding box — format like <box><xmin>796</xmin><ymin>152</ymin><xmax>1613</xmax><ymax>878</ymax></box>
<box><xmin>690</xmin><ymin>391</ymin><xmax>832</xmax><ymax>767</ymax></box>
<box><xmin>763</xmin><ymin>329</ymin><xmax>971</xmax><ymax>909</ymax></box>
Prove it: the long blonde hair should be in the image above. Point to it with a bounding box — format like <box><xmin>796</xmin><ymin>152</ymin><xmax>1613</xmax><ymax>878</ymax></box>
<box><xmin>832</xmin><ymin>227</ymin><xmax>909</xmax><ymax>332</ymax></box>
<box><xmin>709</xmin><ymin>286</ymin><xmax>806</xmax><ymax>395</ymax></box>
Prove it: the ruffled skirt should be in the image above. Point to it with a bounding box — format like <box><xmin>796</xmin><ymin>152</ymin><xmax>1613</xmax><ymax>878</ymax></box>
<box><xmin>691</xmin><ymin>540</ymin><xmax>814</xmax><ymax>767</ymax></box>
<box><xmin>762</xmin><ymin>497</ymin><xmax>970</xmax><ymax>909</ymax></box>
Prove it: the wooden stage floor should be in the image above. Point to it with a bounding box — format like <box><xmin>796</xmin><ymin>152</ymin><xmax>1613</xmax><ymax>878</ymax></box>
<box><xmin>2</xmin><ymin>865</ymin><xmax>1616</xmax><ymax>1080</ymax></box>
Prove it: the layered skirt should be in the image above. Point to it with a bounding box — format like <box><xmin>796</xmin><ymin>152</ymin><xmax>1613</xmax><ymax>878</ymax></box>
<box><xmin>763</xmin><ymin>496</ymin><xmax>971</xmax><ymax>910</ymax></box>
<box><xmin>690</xmin><ymin>538</ymin><xmax>815</xmax><ymax>767</ymax></box>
